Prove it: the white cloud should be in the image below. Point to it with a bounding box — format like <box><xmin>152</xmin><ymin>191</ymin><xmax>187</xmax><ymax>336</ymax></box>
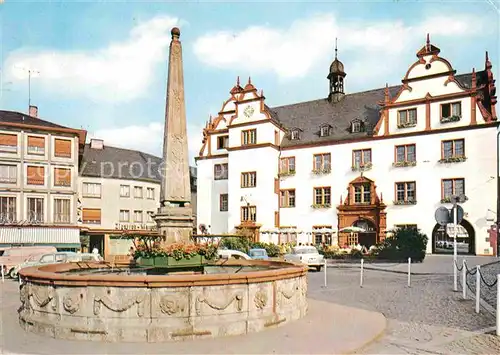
<box><xmin>193</xmin><ymin>13</ymin><xmax>484</xmax><ymax>81</ymax></box>
<box><xmin>89</xmin><ymin>121</ymin><xmax>203</xmax><ymax>165</ymax></box>
<box><xmin>5</xmin><ymin>15</ymin><xmax>180</xmax><ymax>102</ymax></box>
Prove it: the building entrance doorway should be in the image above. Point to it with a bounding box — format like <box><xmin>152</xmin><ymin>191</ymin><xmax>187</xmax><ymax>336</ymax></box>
<box><xmin>89</xmin><ymin>235</ymin><xmax>104</xmax><ymax>256</ymax></box>
<box><xmin>432</xmin><ymin>219</ymin><xmax>475</xmax><ymax>255</ymax></box>
<box><xmin>353</xmin><ymin>219</ymin><xmax>377</xmax><ymax>247</ymax></box>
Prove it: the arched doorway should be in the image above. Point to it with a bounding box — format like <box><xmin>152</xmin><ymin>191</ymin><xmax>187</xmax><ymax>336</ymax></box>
<box><xmin>432</xmin><ymin>219</ymin><xmax>475</xmax><ymax>255</ymax></box>
<box><xmin>353</xmin><ymin>219</ymin><xmax>377</xmax><ymax>247</ymax></box>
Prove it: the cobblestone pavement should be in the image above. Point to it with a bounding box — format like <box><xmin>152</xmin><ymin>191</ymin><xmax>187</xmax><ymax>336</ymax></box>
<box><xmin>308</xmin><ymin>267</ymin><xmax>499</xmax><ymax>354</ymax></box>
<box><xmin>464</xmin><ymin>260</ymin><xmax>500</xmax><ymax>309</ymax></box>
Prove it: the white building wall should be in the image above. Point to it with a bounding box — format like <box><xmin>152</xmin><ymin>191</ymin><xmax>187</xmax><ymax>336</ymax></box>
<box><xmin>79</xmin><ymin>177</ymin><xmax>160</xmax><ymax>230</ymax></box>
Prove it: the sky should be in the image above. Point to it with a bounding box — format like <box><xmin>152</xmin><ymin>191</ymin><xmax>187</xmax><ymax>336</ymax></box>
<box><xmin>0</xmin><ymin>0</ymin><xmax>499</xmax><ymax>164</ymax></box>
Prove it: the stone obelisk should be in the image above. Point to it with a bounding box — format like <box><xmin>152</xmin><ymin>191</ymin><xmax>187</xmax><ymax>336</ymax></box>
<box><xmin>154</xmin><ymin>27</ymin><xmax>194</xmax><ymax>244</ymax></box>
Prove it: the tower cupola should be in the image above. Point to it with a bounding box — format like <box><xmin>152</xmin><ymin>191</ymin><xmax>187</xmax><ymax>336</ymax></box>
<box><xmin>328</xmin><ymin>38</ymin><xmax>346</xmax><ymax>103</ymax></box>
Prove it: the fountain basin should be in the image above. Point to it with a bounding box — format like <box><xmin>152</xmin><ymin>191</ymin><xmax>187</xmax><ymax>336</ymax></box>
<box><xmin>18</xmin><ymin>259</ymin><xmax>308</xmax><ymax>342</ymax></box>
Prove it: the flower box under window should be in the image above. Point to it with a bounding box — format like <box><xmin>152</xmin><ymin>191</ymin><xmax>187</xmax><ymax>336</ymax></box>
<box><xmin>279</xmin><ymin>170</ymin><xmax>296</xmax><ymax>177</ymax></box>
<box><xmin>393</xmin><ymin>200</ymin><xmax>417</xmax><ymax>205</ymax></box>
<box><xmin>312</xmin><ymin>168</ymin><xmax>331</xmax><ymax>175</ymax></box>
<box><xmin>311</xmin><ymin>203</ymin><xmax>331</xmax><ymax>209</ymax></box>
<box><xmin>397</xmin><ymin>121</ymin><xmax>417</xmax><ymax>129</ymax></box>
<box><xmin>440</xmin><ymin>195</ymin><xmax>468</xmax><ymax>204</ymax></box>
<box><xmin>438</xmin><ymin>156</ymin><xmax>467</xmax><ymax>164</ymax></box>
<box><xmin>392</xmin><ymin>161</ymin><xmax>417</xmax><ymax>168</ymax></box>
<box><xmin>440</xmin><ymin>115</ymin><xmax>461</xmax><ymax>124</ymax></box>
<box><xmin>351</xmin><ymin>162</ymin><xmax>372</xmax><ymax>172</ymax></box>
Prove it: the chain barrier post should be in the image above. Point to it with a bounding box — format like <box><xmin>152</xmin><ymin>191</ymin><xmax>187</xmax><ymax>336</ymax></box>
<box><xmin>323</xmin><ymin>258</ymin><xmax>327</xmax><ymax>288</ymax></box>
<box><xmin>453</xmin><ymin>201</ymin><xmax>458</xmax><ymax>292</ymax></box>
<box><xmin>360</xmin><ymin>258</ymin><xmax>364</xmax><ymax>288</ymax></box>
<box><xmin>407</xmin><ymin>257</ymin><xmax>411</xmax><ymax>287</ymax></box>
<box><xmin>462</xmin><ymin>259</ymin><xmax>467</xmax><ymax>299</ymax></box>
<box><xmin>475</xmin><ymin>265</ymin><xmax>480</xmax><ymax>314</ymax></box>
<box><xmin>496</xmin><ymin>274</ymin><xmax>500</xmax><ymax>336</ymax></box>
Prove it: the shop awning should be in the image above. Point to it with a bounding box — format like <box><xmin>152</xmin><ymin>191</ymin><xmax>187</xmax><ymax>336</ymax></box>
<box><xmin>0</xmin><ymin>227</ymin><xmax>81</xmax><ymax>247</ymax></box>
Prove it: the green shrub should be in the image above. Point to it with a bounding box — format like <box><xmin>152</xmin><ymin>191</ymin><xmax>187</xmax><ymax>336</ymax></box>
<box><xmin>219</xmin><ymin>237</ymin><xmax>251</xmax><ymax>253</ymax></box>
<box><xmin>250</xmin><ymin>242</ymin><xmax>280</xmax><ymax>257</ymax></box>
<box><xmin>376</xmin><ymin>226</ymin><xmax>428</xmax><ymax>262</ymax></box>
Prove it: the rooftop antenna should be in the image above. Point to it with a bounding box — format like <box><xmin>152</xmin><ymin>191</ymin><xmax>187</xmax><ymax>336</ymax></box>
<box><xmin>15</xmin><ymin>66</ymin><xmax>40</xmax><ymax>111</ymax></box>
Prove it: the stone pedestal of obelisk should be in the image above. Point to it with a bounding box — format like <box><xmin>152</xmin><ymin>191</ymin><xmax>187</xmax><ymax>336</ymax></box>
<box><xmin>154</xmin><ymin>27</ymin><xmax>194</xmax><ymax>244</ymax></box>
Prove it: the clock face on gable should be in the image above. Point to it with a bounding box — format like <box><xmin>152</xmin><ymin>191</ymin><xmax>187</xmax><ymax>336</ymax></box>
<box><xmin>243</xmin><ymin>105</ymin><xmax>255</xmax><ymax>118</ymax></box>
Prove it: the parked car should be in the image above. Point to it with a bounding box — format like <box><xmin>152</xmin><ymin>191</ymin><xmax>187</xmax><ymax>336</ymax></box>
<box><xmin>10</xmin><ymin>252</ymin><xmax>102</xmax><ymax>279</ymax></box>
<box><xmin>218</xmin><ymin>249</ymin><xmax>252</xmax><ymax>260</ymax></box>
<box><xmin>284</xmin><ymin>246</ymin><xmax>324</xmax><ymax>271</ymax></box>
<box><xmin>0</xmin><ymin>246</ymin><xmax>57</xmax><ymax>278</ymax></box>
<box><xmin>249</xmin><ymin>248</ymin><xmax>269</xmax><ymax>260</ymax></box>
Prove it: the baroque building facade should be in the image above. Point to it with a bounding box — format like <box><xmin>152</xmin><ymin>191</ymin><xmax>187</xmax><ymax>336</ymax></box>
<box><xmin>195</xmin><ymin>37</ymin><xmax>498</xmax><ymax>255</ymax></box>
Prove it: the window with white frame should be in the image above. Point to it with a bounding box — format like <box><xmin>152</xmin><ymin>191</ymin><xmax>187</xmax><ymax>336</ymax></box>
<box><xmin>0</xmin><ymin>196</ymin><xmax>16</xmax><ymax>222</ymax></box>
<box><xmin>0</xmin><ymin>164</ymin><xmax>17</xmax><ymax>184</ymax></box>
<box><xmin>54</xmin><ymin>199</ymin><xmax>70</xmax><ymax>223</ymax></box>
<box><xmin>146</xmin><ymin>187</ymin><xmax>155</xmax><ymax>199</ymax></box>
<box><xmin>27</xmin><ymin>197</ymin><xmax>44</xmax><ymax>222</ymax></box>
<box><xmin>120</xmin><ymin>184</ymin><xmax>130</xmax><ymax>197</ymax></box>
<box><xmin>134</xmin><ymin>210</ymin><xmax>143</xmax><ymax>223</ymax></box>
<box><xmin>82</xmin><ymin>182</ymin><xmax>101</xmax><ymax>198</ymax></box>
<box><xmin>119</xmin><ymin>210</ymin><xmax>130</xmax><ymax>222</ymax></box>
<box><xmin>134</xmin><ymin>186</ymin><xmax>143</xmax><ymax>198</ymax></box>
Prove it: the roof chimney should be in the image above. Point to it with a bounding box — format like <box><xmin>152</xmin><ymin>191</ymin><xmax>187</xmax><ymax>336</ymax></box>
<box><xmin>90</xmin><ymin>139</ymin><xmax>104</xmax><ymax>150</ymax></box>
<box><xmin>29</xmin><ymin>105</ymin><xmax>38</xmax><ymax>118</ymax></box>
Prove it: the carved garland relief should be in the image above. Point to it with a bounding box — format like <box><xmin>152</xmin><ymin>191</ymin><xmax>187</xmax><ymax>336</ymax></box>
<box><xmin>195</xmin><ymin>293</ymin><xmax>244</xmax><ymax>315</ymax></box>
<box><xmin>93</xmin><ymin>290</ymin><xmax>146</xmax><ymax>317</ymax></box>
<box><xmin>25</xmin><ymin>284</ymin><xmax>57</xmax><ymax>311</ymax></box>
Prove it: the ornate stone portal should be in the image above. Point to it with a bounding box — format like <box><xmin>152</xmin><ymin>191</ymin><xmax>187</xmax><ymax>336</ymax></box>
<box><xmin>337</xmin><ymin>175</ymin><xmax>387</xmax><ymax>246</ymax></box>
<box><xmin>153</xmin><ymin>27</ymin><xmax>194</xmax><ymax>243</ymax></box>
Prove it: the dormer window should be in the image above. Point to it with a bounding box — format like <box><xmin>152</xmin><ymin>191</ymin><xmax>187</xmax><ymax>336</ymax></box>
<box><xmin>352</xmin><ymin>121</ymin><xmax>361</xmax><ymax>133</ymax></box>
<box><xmin>350</xmin><ymin>119</ymin><xmax>364</xmax><ymax>133</ymax></box>
<box><xmin>320</xmin><ymin>125</ymin><xmax>331</xmax><ymax>137</ymax></box>
<box><xmin>290</xmin><ymin>129</ymin><xmax>300</xmax><ymax>140</ymax></box>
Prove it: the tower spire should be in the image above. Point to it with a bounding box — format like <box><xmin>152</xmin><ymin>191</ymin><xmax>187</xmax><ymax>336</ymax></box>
<box><xmin>335</xmin><ymin>37</ymin><xmax>338</xmax><ymax>59</ymax></box>
<box><xmin>426</xmin><ymin>33</ymin><xmax>430</xmax><ymax>51</ymax></box>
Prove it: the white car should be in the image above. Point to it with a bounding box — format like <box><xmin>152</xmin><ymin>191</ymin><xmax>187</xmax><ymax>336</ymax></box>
<box><xmin>284</xmin><ymin>246</ymin><xmax>324</xmax><ymax>271</ymax></box>
<box><xmin>11</xmin><ymin>252</ymin><xmax>101</xmax><ymax>279</ymax></box>
<box><xmin>218</xmin><ymin>249</ymin><xmax>252</xmax><ymax>260</ymax></box>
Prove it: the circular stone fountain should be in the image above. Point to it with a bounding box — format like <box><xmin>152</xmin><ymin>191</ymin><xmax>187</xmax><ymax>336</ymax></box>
<box><xmin>18</xmin><ymin>259</ymin><xmax>308</xmax><ymax>342</ymax></box>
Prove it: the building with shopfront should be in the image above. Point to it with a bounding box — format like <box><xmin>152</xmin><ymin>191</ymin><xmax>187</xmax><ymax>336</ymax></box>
<box><xmin>79</xmin><ymin>138</ymin><xmax>197</xmax><ymax>261</ymax></box>
<box><xmin>196</xmin><ymin>37</ymin><xmax>498</xmax><ymax>255</ymax></box>
<box><xmin>0</xmin><ymin>106</ymin><xmax>85</xmax><ymax>250</ymax></box>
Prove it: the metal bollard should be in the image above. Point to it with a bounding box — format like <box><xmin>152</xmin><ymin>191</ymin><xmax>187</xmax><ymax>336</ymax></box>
<box><xmin>323</xmin><ymin>259</ymin><xmax>327</xmax><ymax>288</ymax></box>
<box><xmin>475</xmin><ymin>265</ymin><xmax>480</xmax><ymax>314</ymax></box>
<box><xmin>407</xmin><ymin>257</ymin><xmax>411</xmax><ymax>287</ymax></box>
<box><xmin>360</xmin><ymin>259</ymin><xmax>364</xmax><ymax>288</ymax></box>
<box><xmin>497</xmin><ymin>274</ymin><xmax>500</xmax><ymax>336</ymax></box>
<box><xmin>1</xmin><ymin>264</ymin><xmax>4</xmax><ymax>283</ymax></box>
<box><xmin>462</xmin><ymin>259</ymin><xmax>467</xmax><ymax>300</ymax></box>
